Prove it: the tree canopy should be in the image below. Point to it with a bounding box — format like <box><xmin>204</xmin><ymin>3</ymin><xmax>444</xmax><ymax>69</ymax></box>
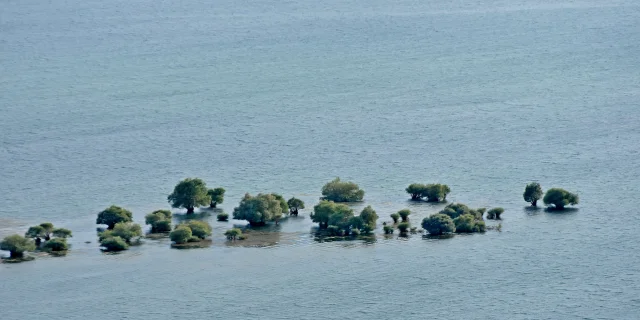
<box><xmin>523</xmin><ymin>182</ymin><xmax>543</xmax><ymax>206</ymax></box>
<box><xmin>39</xmin><ymin>223</ymin><xmax>54</xmax><ymax>240</ymax></box>
<box><xmin>390</xmin><ymin>213</ymin><xmax>400</xmax><ymax>223</ymax></box>
<box><xmin>170</xmin><ymin>226</ymin><xmax>192</xmax><ymax>244</ymax></box>
<box><xmin>439</xmin><ymin>203</ymin><xmax>485</xmax><ymax>220</ymax></box>
<box><xmin>167</xmin><ymin>178</ymin><xmax>211</xmax><ymax>214</ymax></box>
<box><xmin>183</xmin><ymin>220</ymin><xmax>212</xmax><ymax>239</ymax></box>
<box><xmin>145</xmin><ymin>209</ymin><xmax>173</xmax><ymax>233</ymax></box>
<box><xmin>287</xmin><ymin>197</ymin><xmax>305</xmax><ymax>216</ymax></box>
<box><xmin>43</xmin><ymin>238</ymin><xmax>68</xmax><ymax>252</ymax></box>
<box><xmin>397</xmin><ymin>222</ymin><xmax>410</xmax><ymax>235</ymax></box>
<box><xmin>422</xmin><ymin>214</ymin><xmax>455</xmax><ymax>235</ymax></box>
<box><xmin>233</xmin><ymin>193</ymin><xmax>285</xmax><ymax>226</ymax></box>
<box><xmin>424</xmin><ymin>184</ymin><xmax>451</xmax><ymax>202</ymax></box>
<box><xmin>406</xmin><ymin>183</ymin><xmax>428</xmax><ymax>200</ymax></box>
<box><xmin>397</xmin><ymin>209</ymin><xmax>411</xmax><ymax>222</ymax></box>
<box><xmin>321</xmin><ymin>178</ymin><xmax>365</xmax><ymax>202</ymax></box>
<box><xmin>97</xmin><ymin>205</ymin><xmax>133</xmax><ymax>229</ymax></box>
<box><xmin>359</xmin><ymin>205</ymin><xmax>379</xmax><ymax>229</ymax></box>
<box><xmin>25</xmin><ymin>226</ymin><xmax>45</xmax><ymax>240</ymax></box>
<box><xmin>453</xmin><ymin>214</ymin><xmax>486</xmax><ymax>233</ymax></box>
<box><xmin>310</xmin><ymin>200</ymin><xmax>354</xmax><ymax>230</ymax></box>
<box><xmin>1</xmin><ymin>235</ymin><xmax>35</xmax><ymax>258</ymax></box>
<box><xmin>53</xmin><ymin>228</ymin><xmax>73</xmax><ymax>239</ymax></box>
<box><xmin>225</xmin><ymin>228</ymin><xmax>243</xmax><ymax>241</ymax></box>
<box><xmin>543</xmin><ymin>188</ymin><xmax>579</xmax><ymax>210</ymax></box>
<box><xmin>207</xmin><ymin>187</ymin><xmax>226</xmax><ymax>208</ymax></box>
<box><xmin>100</xmin><ymin>236</ymin><xmax>129</xmax><ymax>252</ymax></box>
<box><xmin>272</xmin><ymin>194</ymin><xmax>289</xmax><ymax>214</ymax></box>
<box><xmin>486</xmin><ymin>208</ymin><xmax>504</xmax><ymax>220</ymax></box>
<box><xmin>99</xmin><ymin>222</ymin><xmax>142</xmax><ymax>243</ymax></box>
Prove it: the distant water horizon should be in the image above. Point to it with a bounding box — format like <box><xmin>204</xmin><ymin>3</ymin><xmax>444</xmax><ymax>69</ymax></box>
<box><xmin>1</xmin><ymin>0</ymin><xmax>640</xmax><ymax>319</ymax></box>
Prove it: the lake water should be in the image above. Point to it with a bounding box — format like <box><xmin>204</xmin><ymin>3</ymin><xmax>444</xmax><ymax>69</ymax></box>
<box><xmin>1</xmin><ymin>0</ymin><xmax>640</xmax><ymax>318</ymax></box>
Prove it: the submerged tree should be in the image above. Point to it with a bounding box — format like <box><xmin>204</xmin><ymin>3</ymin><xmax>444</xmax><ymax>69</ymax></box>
<box><xmin>25</xmin><ymin>225</ymin><xmax>45</xmax><ymax>246</ymax></box>
<box><xmin>359</xmin><ymin>206</ymin><xmax>379</xmax><ymax>229</ymax></box>
<box><xmin>310</xmin><ymin>200</ymin><xmax>356</xmax><ymax>235</ymax></box>
<box><xmin>167</xmin><ymin>178</ymin><xmax>211</xmax><ymax>214</ymax></box>
<box><xmin>287</xmin><ymin>197</ymin><xmax>305</xmax><ymax>216</ymax></box>
<box><xmin>43</xmin><ymin>238</ymin><xmax>68</xmax><ymax>252</ymax></box>
<box><xmin>397</xmin><ymin>209</ymin><xmax>411</xmax><ymax>222</ymax></box>
<box><xmin>439</xmin><ymin>203</ymin><xmax>484</xmax><ymax>220</ymax></box>
<box><xmin>424</xmin><ymin>184</ymin><xmax>451</xmax><ymax>202</ymax></box>
<box><xmin>397</xmin><ymin>222</ymin><xmax>410</xmax><ymax>235</ymax></box>
<box><xmin>383</xmin><ymin>225</ymin><xmax>394</xmax><ymax>234</ymax></box>
<box><xmin>97</xmin><ymin>205</ymin><xmax>133</xmax><ymax>229</ymax></box>
<box><xmin>272</xmin><ymin>194</ymin><xmax>289</xmax><ymax>216</ymax></box>
<box><xmin>453</xmin><ymin>214</ymin><xmax>486</xmax><ymax>233</ymax></box>
<box><xmin>207</xmin><ymin>187</ymin><xmax>226</xmax><ymax>208</ymax></box>
<box><xmin>486</xmin><ymin>208</ymin><xmax>504</xmax><ymax>220</ymax></box>
<box><xmin>406</xmin><ymin>183</ymin><xmax>428</xmax><ymax>200</ymax></box>
<box><xmin>52</xmin><ymin>228</ymin><xmax>73</xmax><ymax>239</ymax></box>
<box><xmin>321</xmin><ymin>178</ymin><xmax>365</xmax><ymax>202</ymax></box>
<box><xmin>99</xmin><ymin>222</ymin><xmax>143</xmax><ymax>244</ymax></box>
<box><xmin>145</xmin><ymin>209</ymin><xmax>173</xmax><ymax>233</ymax></box>
<box><xmin>233</xmin><ymin>193</ymin><xmax>285</xmax><ymax>226</ymax></box>
<box><xmin>543</xmin><ymin>188</ymin><xmax>579</xmax><ymax>210</ymax></box>
<box><xmin>390</xmin><ymin>213</ymin><xmax>400</xmax><ymax>224</ymax></box>
<box><xmin>224</xmin><ymin>228</ymin><xmax>243</xmax><ymax>241</ymax></box>
<box><xmin>1</xmin><ymin>235</ymin><xmax>35</xmax><ymax>258</ymax></box>
<box><xmin>523</xmin><ymin>182</ymin><xmax>543</xmax><ymax>207</ymax></box>
<box><xmin>100</xmin><ymin>236</ymin><xmax>129</xmax><ymax>252</ymax></box>
<box><xmin>217</xmin><ymin>213</ymin><xmax>229</xmax><ymax>221</ymax></box>
<box><xmin>169</xmin><ymin>226</ymin><xmax>193</xmax><ymax>244</ymax></box>
<box><xmin>183</xmin><ymin>220</ymin><xmax>212</xmax><ymax>239</ymax></box>
<box><xmin>39</xmin><ymin>223</ymin><xmax>54</xmax><ymax>241</ymax></box>
<box><xmin>422</xmin><ymin>214</ymin><xmax>455</xmax><ymax>235</ymax></box>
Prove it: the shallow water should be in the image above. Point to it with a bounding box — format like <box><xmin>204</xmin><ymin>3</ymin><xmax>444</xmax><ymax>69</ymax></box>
<box><xmin>1</xmin><ymin>0</ymin><xmax>640</xmax><ymax>319</ymax></box>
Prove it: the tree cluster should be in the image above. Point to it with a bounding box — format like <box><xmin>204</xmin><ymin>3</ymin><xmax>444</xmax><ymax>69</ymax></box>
<box><xmin>422</xmin><ymin>203</ymin><xmax>490</xmax><ymax>235</ymax></box>
<box><xmin>99</xmin><ymin>222</ymin><xmax>143</xmax><ymax>251</ymax></box>
<box><xmin>167</xmin><ymin>178</ymin><xmax>225</xmax><ymax>214</ymax></box>
<box><xmin>170</xmin><ymin>220</ymin><xmax>212</xmax><ymax>244</ymax></box>
<box><xmin>321</xmin><ymin>178</ymin><xmax>365</xmax><ymax>202</ymax></box>
<box><xmin>145</xmin><ymin>210</ymin><xmax>172</xmax><ymax>233</ymax></box>
<box><xmin>523</xmin><ymin>182</ymin><xmax>579</xmax><ymax>210</ymax></box>
<box><xmin>310</xmin><ymin>201</ymin><xmax>378</xmax><ymax>236</ymax></box>
<box><xmin>24</xmin><ymin>222</ymin><xmax>73</xmax><ymax>250</ymax></box>
<box><xmin>405</xmin><ymin>183</ymin><xmax>450</xmax><ymax>202</ymax></box>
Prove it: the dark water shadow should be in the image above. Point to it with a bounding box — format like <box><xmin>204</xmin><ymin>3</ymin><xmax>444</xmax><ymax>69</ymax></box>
<box><xmin>524</xmin><ymin>206</ymin><xmax>543</xmax><ymax>215</ymax></box>
<box><xmin>171</xmin><ymin>239</ymin><xmax>212</xmax><ymax>249</ymax></box>
<box><xmin>422</xmin><ymin>234</ymin><xmax>455</xmax><ymax>240</ymax></box>
<box><xmin>544</xmin><ymin>207</ymin><xmax>579</xmax><ymax>215</ymax></box>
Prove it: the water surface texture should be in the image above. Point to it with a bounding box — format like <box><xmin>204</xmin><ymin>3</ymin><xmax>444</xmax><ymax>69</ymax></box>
<box><xmin>1</xmin><ymin>0</ymin><xmax>640</xmax><ymax>319</ymax></box>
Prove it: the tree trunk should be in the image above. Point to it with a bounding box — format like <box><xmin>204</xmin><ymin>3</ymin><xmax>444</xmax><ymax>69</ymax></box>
<box><xmin>210</xmin><ymin>202</ymin><xmax>217</xmax><ymax>208</ymax></box>
<box><xmin>531</xmin><ymin>199</ymin><xmax>537</xmax><ymax>207</ymax></box>
<box><xmin>187</xmin><ymin>207</ymin><xmax>195</xmax><ymax>214</ymax></box>
<box><xmin>35</xmin><ymin>238</ymin><xmax>42</xmax><ymax>247</ymax></box>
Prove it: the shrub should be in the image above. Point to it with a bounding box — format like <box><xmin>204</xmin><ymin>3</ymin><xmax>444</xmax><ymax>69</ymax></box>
<box><xmin>233</xmin><ymin>193</ymin><xmax>285</xmax><ymax>226</ymax></box>
<box><xmin>383</xmin><ymin>225</ymin><xmax>394</xmax><ymax>234</ymax></box>
<box><xmin>1</xmin><ymin>235</ymin><xmax>35</xmax><ymax>258</ymax></box>
<box><xmin>361</xmin><ymin>225</ymin><xmax>373</xmax><ymax>235</ymax></box>
<box><xmin>224</xmin><ymin>228</ymin><xmax>242</xmax><ymax>240</ymax></box>
<box><xmin>97</xmin><ymin>205</ymin><xmax>133</xmax><ymax>229</ymax></box>
<box><xmin>170</xmin><ymin>226</ymin><xmax>192</xmax><ymax>244</ymax></box>
<box><xmin>397</xmin><ymin>222</ymin><xmax>410</xmax><ymax>235</ymax></box>
<box><xmin>453</xmin><ymin>214</ymin><xmax>477</xmax><ymax>233</ymax></box>
<box><xmin>390</xmin><ymin>213</ymin><xmax>400</xmax><ymax>223</ymax></box>
<box><xmin>523</xmin><ymin>182</ymin><xmax>543</xmax><ymax>206</ymax></box>
<box><xmin>99</xmin><ymin>222</ymin><xmax>142</xmax><ymax>243</ymax></box>
<box><xmin>398</xmin><ymin>209</ymin><xmax>411</xmax><ymax>222</ymax></box>
<box><xmin>100</xmin><ymin>236</ymin><xmax>129</xmax><ymax>252</ymax></box>
<box><xmin>207</xmin><ymin>187</ymin><xmax>226</xmax><ymax>208</ymax></box>
<box><xmin>486</xmin><ymin>208</ymin><xmax>504</xmax><ymax>220</ymax></box>
<box><xmin>543</xmin><ymin>188</ymin><xmax>579</xmax><ymax>210</ymax></box>
<box><xmin>185</xmin><ymin>220</ymin><xmax>212</xmax><ymax>239</ymax></box>
<box><xmin>424</xmin><ymin>184</ymin><xmax>451</xmax><ymax>202</ymax></box>
<box><xmin>359</xmin><ymin>206</ymin><xmax>379</xmax><ymax>229</ymax></box>
<box><xmin>321</xmin><ymin>178</ymin><xmax>365</xmax><ymax>202</ymax></box>
<box><xmin>422</xmin><ymin>214</ymin><xmax>455</xmax><ymax>235</ymax></box>
<box><xmin>439</xmin><ymin>203</ymin><xmax>484</xmax><ymax>220</ymax></box>
<box><xmin>43</xmin><ymin>238</ymin><xmax>68</xmax><ymax>252</ymax></box>
<box><xmin>217</xmin><ymin>213</ymin><xmax>229</xmax><ymax>221</ymax></box>
<box><xmin>145</xmin><ymin>210</ymin><xmax>172</xmax><ymax>233</ymax></box>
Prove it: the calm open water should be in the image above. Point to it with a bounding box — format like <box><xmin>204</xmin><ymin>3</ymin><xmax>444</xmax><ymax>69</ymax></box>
<box><xmin>1</xmin><ymin>0</ymin><xmax>640</xmax><ymax>319</ymax></box>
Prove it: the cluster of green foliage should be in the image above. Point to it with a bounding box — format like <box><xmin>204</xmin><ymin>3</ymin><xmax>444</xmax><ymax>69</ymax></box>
<box><xmin>486</xmin><ymin>208</ymin><xmax>504</xmax><ymax>220</ymax></box>
<box><xmin>523</xmin><ymin>182</ymin><xmax>543</xmax><ymax>206</ymax></box>
<box><xmin>422</xmin><ymin>203</ymin><xmax>489</xmax><ymax>235</ymax></box>
<box><xmin>99</xmin><ymin>222</ymin><xmax>143</xmax><ymax>244</ymax></box>
<box><xmin>321</xmin><ymin>178</ymin><xmax>365</xmax><ymax>202</ymax></box>
<box><xmin>167</xmin><ymin>178</ymin><xmax>211</xmax><ymax>214</ymax></box>
<box><xmin>397</xmin><ymin>222</ymin><xmax>410</xmax><ymax>235</ymax></box>
<box><xmin>217</xmin><ymin>213</ymin><xmax>229</xmax><ymax>221</ymax></box>
<box><xmin>439</xmin><ymin>203</ymin><xmax>486</xmax><ymax>220</ymax></box>
<box><xmin>224</xmin><ymin>228</ymin><xmax>244</xmax><ymax>241</ymax></box>
<box><xmin>383</xmin><ymin>225</ymin><xmax>394</xmax><ymax>234</ymax></box>
<box><xmin>405</xmin><ymin>183</ymin><xmax>450</xmax><ymax>202</ymax></box>
<box><xmin>421</xmin><ymin>214</ymin><xmax>455</xmax><ymax>235</ymax></box>
<box><xmin>100</xmin><ymin>237</ymin><xmax>129</xmax><ymax>252</ymax></box>
<box><xmin>97</xmin><ymin>205</ymin><xmax>133</xmax><ymax>229</ymax></box>
<box><xmin>233</xmin><ymin>193</ymin><xmax>287</xmax><ymax>226</ymax></box>
<box><xmin>390</xmin><ymin>213</ymin><xmax>400</xmax><ymax>223</ymax></box>
<box><xmin>311</xmin><ymin>201</ymin><xmax>378</xmax><ymax>236</ymax></box>
<box><xmin>24</xmin><ymin>222</ymin><xmax>72</xmax><ymax>252</ymax></box>
<box><xmin>453</xmin><ymin>214</ymin><xmax>486</xmax><ymax>233</ymax></box>
<box><xmin>170</xmin><ymin>221</ymin><xmax>212</xmax><ymax>244</ymax></box>
<box><xmin>1</xmin><ymin>235</ymin><xmax>36</xmax><ymax>258</ymax></box>
<box><xmin>543</xmin><ymin>188</ymin><xmax>579</xmax><ymax>210</ymax></box>
<box><xmin>398</xmin><ymin>209</ymin><xmax>411</xmax><ymax>222</ymax></box>
<box><xmin>43</xmin><ymin>238</ymin><xmax>69</xmax><ymax>252</ymax></box>
<box><xmin>287</xmin><ymin>197</ymin><xmax>305</xmax><ymax>216</ymax></box>
<box><xmin>145</xmin><ymin>210</ymin><xmax>172</xmax><ymax>233</ymax></box>
<box><xmin>207</xmin><ymin>187</ymin><xmax>226</xmax><ymax>208</ymax></box>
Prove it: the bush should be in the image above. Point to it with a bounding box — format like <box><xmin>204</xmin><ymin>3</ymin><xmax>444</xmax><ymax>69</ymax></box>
<box><xmin>453</xmin><ymin>214</ymin><xmax>477</xmax><ymax>233</ymax></box>
<box><xmin>383</xmin><ymin>225</ymin><xmax>394</xmax><ymax>234</ymax></box>
<box><xmin>184</xmin><ymin>220</ymin><xmax>212</xmax><ymax>239</ymax></box>
<box><xmin>217</xmin><ymin>213</ymin><xmax>229</xmax><ymax>221</ymax></box>
<box><xmin>145</xmin><ymin>210</ymin><xmax>172</xmax><ymax>233</ymax></box>
<box><xmin>97</xmin><ymin>205</ymin><xmax>133</xmax><ymax>229</ymax></box>
<box><xmin>321</xmin><ymin>178</ymin><xmax>365</xmax><ymax>202</ymax></box>
<box><xmin>523</xmin><ymin>182</ymin><xmax>543</xmax><ymax>206</ymax></box>
<box><xmin>390</xmin><ymin>213</ymin><xmax>400</xmax><ymax>223</ymax></box>
<box><xmin>406</xmin><ymin>183</ymin><xmax>428</xmax><ymax>200</ymax></box>
<box><xmin>422</xmin><ymin>214</ymin><xmax>455</xmax><ymax>235</ymax></box>
<box><xmin>233</xmin><ymin>193</ymin><xmax>285</xmax><ymax>225</ymax></box>
<box><xmin>43</xmin><ymin>238</ymin><xmax>68</xmax><ymax>252</ymax></box>
<box><xmin>486</xmin><ymin>208</ymin><xmax>504</xmax><ymax>220</ymax></box>
<box><xmin>543</xmin><ymin>188</ymin><xmax>579</xmax><ymax>210</ymax></box>
<box><xmin>424</xmin><ymin>184</ymin><xmax>451</xmax><ymax>202</ymax></box>
<box><xmin>1</xmin><ymin>235</ymin><xmax>35</xmax><ymax>258</ymax></box>
<box><xmin>100</xmin><ymin>236</ymin><xmax>129</xmax><ymax>252</ymax></box>
<box><xmin>224</xmin><ymin>228</ymin><xmax>242</xmax><ymax>240</ymax></box>
<box><xmin>397</xmin><ymin>222</ymin><xmax>410</xmax><ymax>235</ymax></box>
<box><xmin>287</xmin><ymin>197</ymin><xmax>305</xmax><ymax>216</ymax></box>
<box><xmin>170</xmin><ymin>226</ymin><xmax>192</xmax><ymax>244</ymax></box>
<box><xmin>439</xmin><ymin>203</ymin><xmax>484</xmax><ymax>220</ymax></box>
<box><xmin>398</xmin><ymin>209</ymin><xmax>411</xmax><ymax>222</ymax></box>
<box><xmin>104</xmin><ymin>222</ymin><xmax>142</xmax><ymax>243</ymax></box>
<box><xmin>359</xmin><ymin>206</ymin><xmax>379</xmax><ymax>229</ymax></box>
<box><xmin>311</xmin><ymin>200</ymin><xmax>354</xmax><ymax>230</ymax></box>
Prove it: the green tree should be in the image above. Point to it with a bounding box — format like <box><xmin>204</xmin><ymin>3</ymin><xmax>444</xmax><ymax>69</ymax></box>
<box><xmin>439</xmin><ymin>203</ymin><xmax>484</xmax><ymax>220</ymax></box>
<box><xmin>406</xmin><ymin>183</ymin><xmax>428</xmax><ymax>200</ymax></box>
<box><xmin>523</xmin><ymin>182</ymin><xmax>543</xmax><ymax>207</ymax></box>
<box><xmin>99</xmin><ymin>222</ymin><xmax>142</xmax><ymax>244</ymax></box>
<box><xmin>328</xmin><ymin>206</ymin><xmax>355</xmax><ymax>232</ymax></box>
<box><xmin>486</xmin><ymin>208</ymin><xmax>504</xmax><ymax>220</ymax></box>
<box><xmin>543</xmin><ymin>188</ymin><xmax>579</xmax><ymax>210</ymax></box>
<box><xmin>397</xmin><ymin>209</ymin><xmax>411</xmax><ymax>222</ymax></box>
<box><xmin>348</xmin><ymin>216</ymin><xmax>365</xmax><ymax>231</ymax></box>
<box><xmin>100</xmin><ymin>236</ymin><xmax>129</xmax><ymax>252</ymax></box>
<box><xmin>397</xmin><ymin>222</ymin><xmax>410</xmax><ymax>235</ymax></box>
<box><xmin>39</xmin><ymin>223</ymin><xmax>54</xmax><ymax>241</ymax></box>
<box><xmin>1</xmin><ymin>235</ymin><xmax>35</xmax><ymax>258</ymax></box>
<box><xmin>170</xmin><ymin>226</ymin><xmax>192</xmax><ymax>244</ymax></box>
<box><xmin>424</xmin><ymin>184</ymin><xmax>451</xmax><ymax>202</ymax></box>
<box><xmin>43</xmin><ymin>238</ymin><xmax>68</xmax><ymax>252</ymax></box>
<box><xmin>25</xmin><ymin>225</ymin><xmax>45</xmax><ymax>246</ymax></box>
<box><xmin>53</xmin><ymin>228</ymin><xmax>73</xmax><ymax>239</ymax></box>
<box><xmin>145</xmin><ymin>209</ymin><xmax>173</xmax><ymax>233</ymax></box>
<box><xmin>422</xmin><ymin>214</ymin><xmax>455</xmax><ymax>235</ymax></box>
<box><xmin>383</xmin><ymin>225</ymin><xmax>394</xmax><ymax>234</ymax></box>
<box><xmin>225</xmin><ymin>228</ymin><xmax>242</xmax><ymax>240</ymax></box>
<box><xmin>310</xmin><ymin>200</ymin><xmax>355</xmax><ymax>233</ymax></box>
<box><xmin>183</xmin><ymin>220</ymin><xmax>212</xmax><ymax>239</ymax></box>
<box><xmin>321</xmin><ymin>178</ymin><xmax>365</xmax><ymax>202</ymax></box>
<box><xmin>272</xmin><ymin>194</ymin><xmax>289</xmax><ymax>215</ymax></box>
<box><xmin>287</xmin><ymin>197</ymin><xmax>305</xmax><ymax>216</ymax></box>
<box><xmin>207</xmin><ymin>187</ymin><xmax>226</xmax><ymax>208</ymax></box>
<box><xmin>217</xmin><ymin>213</ymin><xmax>229</xmax><ymax>221</ymax></box>
<box><xmin>453</xmin><ymin>214</ymin><xmax>485</xmax><ymax>233</ymax></box>
<box><xmin>97</xmin><ymin>205</ymin><xmax>133</xmax><ymax>229</ymax></box>
<box><xmin>167</xmin><ymin>178</ymin><xmax>211</xmax><ymax>214</ymax></box>
<box><xmin>390</xmin><ymin>213</ymin><xmax>400</xmax><ymax>224</ymax></box>
<box><xmin>359</xmin><ymin>206</ymin><xmax>379</xmax><ymax>229</ymax></box>
<box><xmin>233</xmin><ymin>193</ymin><xmax>285</xmax><ymax>226</ymax></box>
